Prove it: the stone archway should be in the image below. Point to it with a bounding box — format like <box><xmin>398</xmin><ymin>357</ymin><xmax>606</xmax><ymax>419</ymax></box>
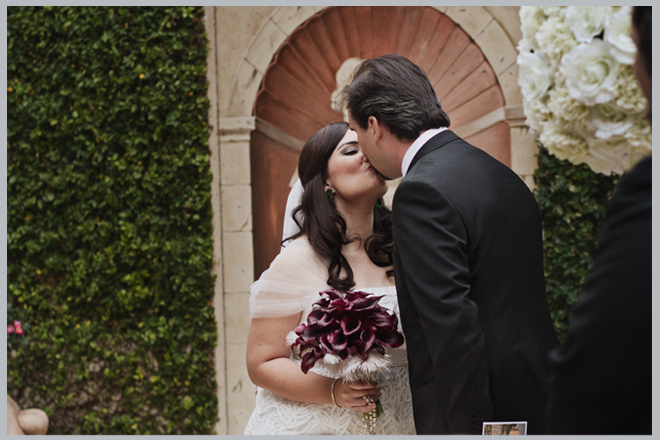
<box><xmin>228</xmin><ymin>6</ymin><xmax>523</xmax><ymax>117</ymax></box>
<box><xmin>249</xmin><ymin>6</ymin><xmax>522</xmax><ymax>277</ymax></box>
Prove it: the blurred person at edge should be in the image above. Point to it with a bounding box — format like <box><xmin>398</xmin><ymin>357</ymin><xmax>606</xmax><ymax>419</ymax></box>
<box><xmin>544</xmin><ymin>6</ymin><xmax>651</xmax><ymax>435</ymax></box>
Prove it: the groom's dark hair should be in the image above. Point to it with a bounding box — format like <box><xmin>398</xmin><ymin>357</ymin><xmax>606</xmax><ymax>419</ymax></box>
<box><xmin>341</xmin><ymin>53</ymin><xmax>450</xmax><ymax>141</ymax></box>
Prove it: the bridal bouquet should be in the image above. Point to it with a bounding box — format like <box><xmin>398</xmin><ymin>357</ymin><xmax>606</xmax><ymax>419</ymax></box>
<box><xmin>517</xmin><ymin>6</ymin><xmax>651</xmax><ymax>175</ymax></box>
<box><xmin>287</xmin><ymin>288</ymin><xmax>404</xmax><ymax>434</ymax></box>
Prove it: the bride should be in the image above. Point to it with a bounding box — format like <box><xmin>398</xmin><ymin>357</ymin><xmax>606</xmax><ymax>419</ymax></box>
<box><xmin>243</xmin><ymin>122</ymin><xmax>415</xmax><ymax>435</ymax></box>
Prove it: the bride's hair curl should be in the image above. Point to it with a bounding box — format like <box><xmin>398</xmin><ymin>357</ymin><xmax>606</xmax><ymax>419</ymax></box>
<box><xmin>286</xmin><ymin>122</ymin><xmax>393</xmax><ymax>291</ymax></box>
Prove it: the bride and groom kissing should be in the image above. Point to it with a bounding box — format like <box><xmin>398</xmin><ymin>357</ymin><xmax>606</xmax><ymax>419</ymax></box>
<box><xmin>244</xmin><ymin>54</ymin><xmax>559</xmax><ymax>435</ymax></box>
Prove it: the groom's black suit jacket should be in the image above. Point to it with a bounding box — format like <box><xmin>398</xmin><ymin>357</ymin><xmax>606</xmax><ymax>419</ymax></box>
<box><xmin>392</xmin><ymin>130</ymin><xmax>559</xmax><ymax>434</ymax></box>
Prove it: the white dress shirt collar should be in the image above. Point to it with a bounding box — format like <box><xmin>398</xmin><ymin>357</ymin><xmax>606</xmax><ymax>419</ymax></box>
<box><xmin>401</xmin><ymin>127</ymin><xmax>448</xmax><ymax>177</ymax></box>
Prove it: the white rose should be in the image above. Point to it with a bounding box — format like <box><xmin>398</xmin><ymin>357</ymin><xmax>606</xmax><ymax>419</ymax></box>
<box><xmin>535</xmin><ymin>16</ymin><xmax>578</xmax><ymax>69</ymax></box>
<box><xmin>517</xmin><ymin>52</ymin><xmax>553</xmax><ymax>102</ymax></box>
<box><xmin>605</xmin><ymin>6</ymin><xmax>636</xmax><ymax>65</ymax></box>
<box><xmin>520</xmin><ymin>6</ymin><xmax>651</xmax><ymax>175</ymax></box>
<box><xmin>547</xmin><ymin>86</ymin><xmax>589</xmax><ymax>122</ymax></box>
<box><xmin>522</xmin><ymin>101</ymin><xmax>542</xmax><ymax>133</ymax></box>
<box><xmin>565</xmin><ymin>6</ymin><xmax>609</xmax><ymax>43</ymax></box>
<box><xmin>520</xmin><ymin>7</ymin><xmax>546</xmax><ymax>41</ymax></box>
<box><xmin>584</xmin><ymin>136</ymin><xmax>629</xmax><ymax>175</ymax></box>
<box><xmin>541</xmin><ymin>6</ymin><xmax>564</xmax><ymax>18</ymax></box>
<box><xmin>570</xmin><ymin>119</ymin><xmax>596</xmax><ymax>143</ymax></box>
<box><xmin>517</xmin><ymin>37</ymin><xmax>537</xmax><ymax>54</ymax></box>
<box><xmin>585</xmin><ymin>104</ymin><xmax>635</xmax><ymax>139</ymax></box>
<box><xmin>539</xmin><ymin>122</ymin><xmax>588</xmax><ymax>163</ymax></box>
<box><xmin>613</xmin><ymin>64</ymin><xmax>648</xmax><ymax>113</ymax></box>
<box><xmin>523</xmin><ymin>97</ymin><xmax>552</xmax><ymax>133</ymax></box>
<box><xmin>561</xmin><ymin>40</ymin><xmax>618</xmax><ymax>105</ymax></box>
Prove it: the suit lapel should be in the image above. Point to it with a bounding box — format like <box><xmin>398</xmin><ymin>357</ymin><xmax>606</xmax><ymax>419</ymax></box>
<box><xmin>408</xmin><ymin>130</ymin><xmax>461</xmax><ymax>170</ymax></box>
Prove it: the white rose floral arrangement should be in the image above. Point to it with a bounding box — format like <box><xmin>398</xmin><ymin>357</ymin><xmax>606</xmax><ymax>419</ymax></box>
<box><xmin>517</xmin><ymin>6</ymin><xmax>651</xmax><ymax>175</ymax></box>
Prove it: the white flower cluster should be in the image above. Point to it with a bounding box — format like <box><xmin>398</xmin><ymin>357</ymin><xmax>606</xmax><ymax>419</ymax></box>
<box><xmin>517</xmin><ymin>6</ymin><xmax>650</xmax><ymax>175</ymax></box>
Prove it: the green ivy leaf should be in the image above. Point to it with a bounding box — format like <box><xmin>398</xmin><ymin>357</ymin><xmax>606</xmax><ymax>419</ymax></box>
<box><xmin>533</xmin><ymin>146</ymin><xmax>620</xmax><ymax>343</ymax></box>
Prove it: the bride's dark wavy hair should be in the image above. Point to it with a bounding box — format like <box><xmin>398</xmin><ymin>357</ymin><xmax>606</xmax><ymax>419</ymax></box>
<box><xmin>286</xmin><ymin>122</ymin><xmax>393</xmax><ymax>291</ymax></box>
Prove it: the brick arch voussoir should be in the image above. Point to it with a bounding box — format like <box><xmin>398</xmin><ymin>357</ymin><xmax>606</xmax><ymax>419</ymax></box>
<box><xmin>229</xmin><ymin>6</ymin><xmax>516</xmax><ymax>119</ymax></box>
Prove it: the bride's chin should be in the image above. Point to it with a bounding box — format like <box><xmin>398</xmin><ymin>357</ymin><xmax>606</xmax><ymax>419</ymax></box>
<box><xmin>356</xmin><ymin>180</ymin><xmax>387</xmax><ymax>204</ymax></box>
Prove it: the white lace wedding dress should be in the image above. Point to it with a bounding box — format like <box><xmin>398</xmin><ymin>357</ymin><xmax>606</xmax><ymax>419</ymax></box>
<box><xmin>243</xmin><ymin>239</ymin><xmax>415</xmax><ymax>435</ymax></box>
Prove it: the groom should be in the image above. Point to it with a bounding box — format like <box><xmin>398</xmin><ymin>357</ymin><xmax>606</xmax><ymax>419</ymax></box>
<box><xmin>342</xmin><ymin>54</ymin><xmax>559</xmax><ymax>435</ymax></box>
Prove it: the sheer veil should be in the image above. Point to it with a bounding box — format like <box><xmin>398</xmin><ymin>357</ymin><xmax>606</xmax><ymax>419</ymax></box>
<box><xmin>282</xmin><ymin>179</ymin><xmax>303</xmax><ymax>248</ymax></box>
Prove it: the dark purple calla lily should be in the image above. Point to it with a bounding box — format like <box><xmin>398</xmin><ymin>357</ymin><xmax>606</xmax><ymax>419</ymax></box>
<box><xmin>306</xmin><ymin>309</ymin><xmax>325</xmax><ymax>324</ymax></box>
<box><xmin>319</xmin><ymin>334</ymin><xmax>333</xmax><ymax>353</ymax></box>
<box><xmin>360</xmin><ymin>326</ymin><xmax>376</xmax><ymax>351</ymax></box>
<box><xmin>340</xmin><ymin>315</ymin><xmax>361</xmax><ymax>335</ymax></box>
<box><xmin>377</xmin><ymin>329</ymin><xmax>405</xmax><ymax>347</ymax></box>
<box><xmin>327</xmin><ymin>329</ymin><xmax>347</xmax><ymax>351</ymax></box>
<box><xmin>316</xmin><ymin>312</ymin><xmax>336</xmax><ymax>328</ymax></box>
<box><xmin>351</xmin><ymin>340</ymin><xmax>370</xmax><ymax>361</ymax></box>
<box><xmin>370</xmin><ymin>310</ymin><xmax>396</xmax><ymax>327</ymax></box>
<box><xmin>291</xmin><ymin>289</ymin><xmax>404</xmax><ymax>373</ymax></box>
<box><xmin>330</xmin><ymin>299</ymin><xmax>352</xmax><ymax>313</ymax></box>
<box><xmin>372</xmin><ymin>342</ymin><xmax>386</xmax><ymax>356</ymax></box>
<box><xmin>300</xmin><ymin>347</ymin><xmax>323</xmax><ymax>374</ymax></box>
<box><xmin>299</xmin><ymin>323</ymin><xmax>323</xmax><ymax>340</ymax></box>
<box><xmin>351</xmin><ymin>295</ymin><xmax>383</xmax><ymax>311</ymax></box>
<box><xmin>320</xmin><ymin>330</ymin><xmax>348</xmax><ymax>353</ymax></box>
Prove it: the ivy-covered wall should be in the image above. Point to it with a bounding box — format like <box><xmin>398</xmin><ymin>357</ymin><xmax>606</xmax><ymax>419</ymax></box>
<box><xmin>7</xmin><ymin>7</ymin><xmax>218</xmax><ymax>434</ymax></box>
<box><xmin>533</xmin><ymin>147</ymin><xmax>620</xmax><ymax>343</ymax></box>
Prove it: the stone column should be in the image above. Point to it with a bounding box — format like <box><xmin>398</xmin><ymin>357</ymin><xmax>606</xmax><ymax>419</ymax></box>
<box><xmin>205</xmin><ymin>6</ymin><xmax>277</xmax><ymax>433</ymax></box>
<box><xmin>219</xmin><ymin>116</ymin><xmax>256</xmax><ymax>435</ymax></box>
<box><xmin>206</xmin><ymin>8</ymin><xmax>259</xmax><ymax>435</ymax></box>
<box><xmin>204</xmin><ymin>7</ymin><xmax>228</xmax><ymax>435</ymax></box>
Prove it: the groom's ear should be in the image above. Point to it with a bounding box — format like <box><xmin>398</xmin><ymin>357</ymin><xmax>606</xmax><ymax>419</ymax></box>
<box><xmin>367</xmin><ymin>116</ymin><xmax>383</xmax><ymax>140</ymax></box>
